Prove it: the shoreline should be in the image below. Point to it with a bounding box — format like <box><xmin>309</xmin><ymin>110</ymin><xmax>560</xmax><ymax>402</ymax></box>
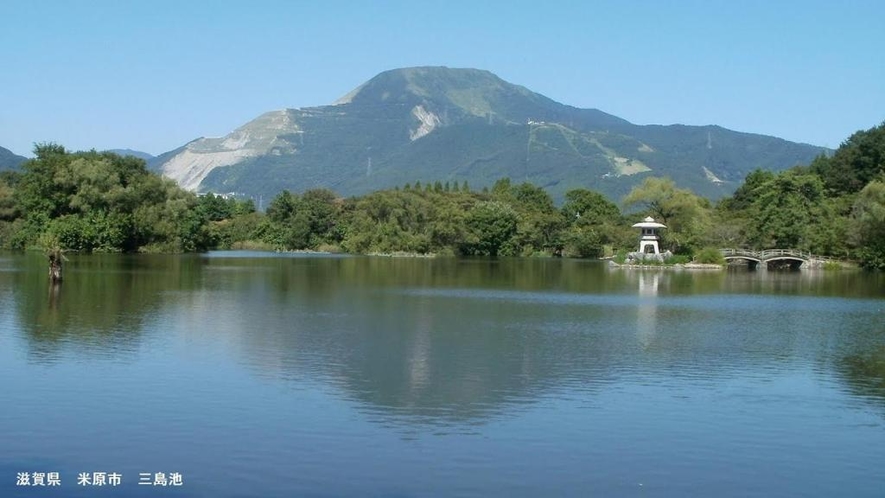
<box><xmin>609</xmin><ymin>261</ymin><xmax>725</xmax><ymax>270</ymax></box>
<box><xmin>366</xmin><ymin>251</ymin><xmax>437</xmax><ymax>258</ymax></box>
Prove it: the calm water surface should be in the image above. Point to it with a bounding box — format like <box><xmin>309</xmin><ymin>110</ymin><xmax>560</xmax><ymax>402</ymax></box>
<box><xmin>1</xmin><ymin>252</ymin><xmax>884</xmax><ymax>497</ymax></box>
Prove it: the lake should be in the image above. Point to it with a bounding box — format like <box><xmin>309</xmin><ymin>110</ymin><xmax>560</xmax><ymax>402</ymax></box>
<box><xmin>1</xmin><ymin>252</ymin><xmax>884</xmax><ymax>497</ymax></box>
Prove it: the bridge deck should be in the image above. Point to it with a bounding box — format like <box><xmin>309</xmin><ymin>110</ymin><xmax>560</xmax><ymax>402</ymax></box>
<box><xmin>720</xmin><ymin>248</ymin><xmax>832</xmax><ymax>264</ymax></box>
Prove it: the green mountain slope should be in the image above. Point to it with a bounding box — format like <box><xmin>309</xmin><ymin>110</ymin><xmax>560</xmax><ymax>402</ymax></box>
<box><xmin>153</xmin><ymin>66</ymin><xmax>828</xmax><ymax>202</ymax></box>
<box><xmin>106</xmin><ymin>149</ymin><xmax>155</xmax><ymax>161</ymax></box>
<box><xmin>0</xmin><ymin>146</ymin><xmax>27</xmax><ymax>171</ymax></box>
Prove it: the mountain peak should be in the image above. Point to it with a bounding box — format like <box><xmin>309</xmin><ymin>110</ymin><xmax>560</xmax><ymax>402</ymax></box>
<box><xmin>152</xmin><ymin>66</ymin><xmax>828</xmax><ymax>202</ymax></box>
<box><xmin>334</xmin><ymin>66</ymin><xmax>551</xmax><ymax>122</ymax></box>
<box><xmin>336</xmin><ymin>66</ymin><xmax>504</xmax><ymax>104</ymax></box>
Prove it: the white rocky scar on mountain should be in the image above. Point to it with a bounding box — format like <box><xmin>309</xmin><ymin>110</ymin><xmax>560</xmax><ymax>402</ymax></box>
<box><xmin>409</xmin><ymin>105</ymin><xmax>440</xmax><ymax>141</ymax></box>
<box><xmin>149</xmin><ymin>66</ymin><xmax>829</xmax><ymax>201</ymax></box>
<box><xmin>161</xmin><ymin>110</ymin><xmax>299</xmax><ymax>191</ymax></box>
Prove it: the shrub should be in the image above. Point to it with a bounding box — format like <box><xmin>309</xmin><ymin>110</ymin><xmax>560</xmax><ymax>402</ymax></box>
<box><xmin>664</xmin><ymin>254</ymin><xmax>691</xmax><ymax>265</ymax></box>
<box><xmin>822</xmin><ymin>261</ymin><xmax>843</xmax><ymax>271</ymax></box>
<box><xmin>694</xmin><ymin>247</ymin><xmax>726</xmax><ymax>265</ymax></box>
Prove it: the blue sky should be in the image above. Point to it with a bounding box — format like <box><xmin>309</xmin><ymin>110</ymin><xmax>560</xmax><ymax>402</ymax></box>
<box><xmin>1</xmin><ymin>0</ymin><xmax>882</xmax><ymax>157</ymax></box>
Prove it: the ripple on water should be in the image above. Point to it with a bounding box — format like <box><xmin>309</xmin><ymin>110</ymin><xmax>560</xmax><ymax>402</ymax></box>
<box><xmin>2</xmin><ymin>255</ymin><xmax>885</xmax><ymax>498</ymax></box>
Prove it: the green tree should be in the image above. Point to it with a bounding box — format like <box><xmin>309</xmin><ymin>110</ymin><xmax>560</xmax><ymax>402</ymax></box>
<box><xmin>509</xmin><ymin>182</ymin><xmax>563</xmax><ymax>255</ymax></box>
<box><xmin>812</xmin><ymin>122</ymin><xmax>885</xmax><ymax>195</ymax></box>
<box><xmin>10</xmin><ymin>145</ymin><xmax>210</xmax><ymax>252</ymax></box>
<box><xmin>266</xmin><ymin>190</ymin><xmax>298</xmax><ymax>223</ymax></box>
<box><xmin>429</xmin><ymin>199</ymin><xmax>470</xmax><ymax>250</ymax></box>
<box><xmin>0</xmin><ymin>177</ymin><xmax>18</xmax><ymax>221</ymax></box>
<box><xmin>462</xmin><ymin>201</ymin><xmax>519</xmax><ymax>257</ymax></box>
<box><xmin>623</xmin><ymin>177</ymin><xmax>712</xmax><ymax>254</ymax></box>
<box><xmin>562</xmin><ymin>189</ymin><xmax>620</xmax><ymax>224</ymax></box>
<box><xmin>339</xmin><ymin>189</ymin><xmax>435</xmax><ymax>254</ymax></box>
<box><xmin>14</xmin><ymin>144</ymin><xmax>71</xmax><ymax>222</ymax></box>
<box><xmin>561</xmin><ymin>189</ymin><xmax>622</xmax><ymax>258</ymax></box>
<box><xmin>234</xmin><ymin>198</ymin><xmax>257</xmax><ymax>216</ymax></box>
<box><xmin>301</xmin><ymin>188</ymin><xmax>341</xmax><ymax>246</ymax></box>
<box><xmin>491</xmin><ymin>177</ymin><xmax>513</xmax><ymax>201</ymax></box>
<box><xmin>743</xmin><ymin>170</ymin><xmax>844</xmax><ymax>253</ymax></box>
<box><xmin>719</xmin><ymin>169</ymin><xmax>775</xmax><ymax>213</ymax></box>
<box><xmin>198</xmin><ymin>193</ymin><xmax>234</xmax><ymax>222</ymax></box>
<box><xmin>849</xmin><ymin>180</ymin><xmax>885</xmax><ymax>269</ymax></box>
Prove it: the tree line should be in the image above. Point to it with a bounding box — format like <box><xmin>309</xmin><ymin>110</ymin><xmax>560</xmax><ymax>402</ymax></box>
<box><xmin>1</xmin><ymin>121</ymin><xmax>883</xmax><ymax>268</ymax></box>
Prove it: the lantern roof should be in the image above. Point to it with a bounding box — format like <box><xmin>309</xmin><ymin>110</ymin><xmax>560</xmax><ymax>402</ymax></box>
<box><xmin>632</xmin><ymin>216</ymin><xmax>667</xmax><ymax>229</ymax></box>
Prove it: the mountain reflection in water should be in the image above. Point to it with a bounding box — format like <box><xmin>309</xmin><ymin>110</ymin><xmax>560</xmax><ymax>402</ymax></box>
<box><xmin>1</xmin><ymin>252</ymin><xmax>883</xmax><ymax>497</ymax></box>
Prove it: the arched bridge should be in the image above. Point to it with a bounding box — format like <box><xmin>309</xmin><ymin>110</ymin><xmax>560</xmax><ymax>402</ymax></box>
<box><xmin>719</xmin><ymin>249</ymin><xmax>831</xmax><ymax>269</ymax></box>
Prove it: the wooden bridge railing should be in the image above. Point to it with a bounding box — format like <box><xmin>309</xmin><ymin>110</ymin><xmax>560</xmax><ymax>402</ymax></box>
<box><xmin>720</xmin><ymin>248</ymin><xmax>834</xmax><ymax>263</ymax></box>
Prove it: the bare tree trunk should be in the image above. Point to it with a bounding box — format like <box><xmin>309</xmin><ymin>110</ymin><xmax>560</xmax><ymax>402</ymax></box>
<box><xmin>48</xmin><ymin>251</ymin><xmax>63</xmax><ymax>282</ymax></box>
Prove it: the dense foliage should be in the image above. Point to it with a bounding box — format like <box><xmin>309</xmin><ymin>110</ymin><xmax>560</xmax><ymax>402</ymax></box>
<box><xmin>2</xmin><ymin>122</ymin><xmax>883</xmax><ymax>269</ymax></box>
<box><xmin>210</xmin><ymin>179</ymin><xmax>632</xmax><ymax>259</ymax></box>
<box><xmin>714</xmin><ymin>122</ymin><xmax>885</xmax><ymax>268</ymax></box>
<box><xmin>0</xmin><ymin>145</ymin><xmax>246</xmax><ymax>253</ymax></box>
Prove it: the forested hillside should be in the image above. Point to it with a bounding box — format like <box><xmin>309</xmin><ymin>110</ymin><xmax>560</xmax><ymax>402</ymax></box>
<box><xmin>152</xmin><ymin>67</ymin><xmax>827</xmax><ymax>203</ymax></box>
<box><xmin>2</xmin><ymin>122</ymin><xmax>883</xmax><ymax>268</ymax></box>
<box><xmin>0</xmin><ymin>146</ymin><xmax>26</xmax><ymax>171</ymax></box>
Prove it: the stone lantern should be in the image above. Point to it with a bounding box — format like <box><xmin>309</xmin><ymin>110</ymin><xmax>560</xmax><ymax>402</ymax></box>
<box><xmin>632</xmin><ymin>216</ymin><xmax>667</xmax><ymax>254</ymax></box>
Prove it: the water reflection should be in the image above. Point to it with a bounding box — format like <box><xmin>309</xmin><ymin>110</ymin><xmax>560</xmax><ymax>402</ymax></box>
<box><xmin>635</xmin><ymin>270</ymin><xmax>660</xmax><ymax>348</ymax></box>
<box><xmin>194</xmin><ymin>257</ymin><xmax>885</xmax><ymax>429</ymax></box>
<box><xmin>157</xmin><ymin>256</ymin><xmax>638</xmax><ymax>426</ymax></box>
<box><xmin>1</xmin><ymin>253</ymin><xmax>884</xmax><ymax>498</ymax></box>
<box><xmin>6</xmin><ymin>252</ymin><xmax>203</xmax><ymax>361</ymax></box>
<box><xmin>839</xmin><ymin>345</ymin><xmax>885</xmax><ymax>412</ymax></box>
<box><xmin>5</xmin><ymin>252</ymin><xmax>885</xmax><ymax>429</ymax></box>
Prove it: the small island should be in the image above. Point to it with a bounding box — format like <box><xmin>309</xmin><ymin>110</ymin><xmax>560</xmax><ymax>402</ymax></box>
<box><xmin>607</xmin><ymin>215</ymin><xmax>726</xmax><ymax>269</ymax></box>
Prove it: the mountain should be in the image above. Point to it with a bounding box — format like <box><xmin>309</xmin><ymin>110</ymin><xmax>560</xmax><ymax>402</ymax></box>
<box><xmin>106</xmin><ymin>149</ymin><xmax>155</xmax><ymax>161</ymax></box>
<box><xmin>0</xmin><ymin>146</ymin><xmax>27</xmax><ymax>171</ymax></box>
<box><xmin>151</xmin><ymin>66</ymin><xmax>828</xmax><ymax>202</ymax></box>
